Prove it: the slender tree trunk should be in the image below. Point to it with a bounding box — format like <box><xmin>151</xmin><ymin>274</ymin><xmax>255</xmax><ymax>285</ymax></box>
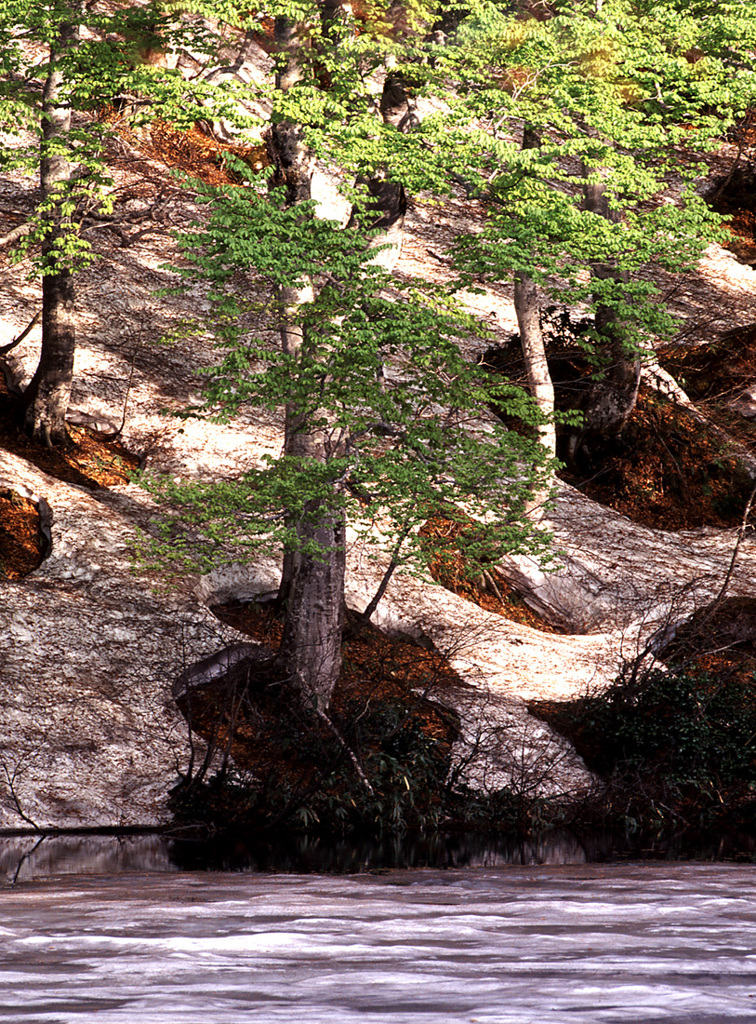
<box><xmin>580</xmin><ymin>169</ymin><xmax>640</xmax><ymax>442</ymax></box>
<box><xmin>271</xmin><ymin>10</ymin><xmax>318</xmax><ymax>606</ymax></box>
<box><xmin>514</xmin><ymin>273</ymin><xmax>556</xmax><ymax>460</ymax></box>
<box><xmin>513</xmin><ymin>124</ymin><xmax>555</xmax><ymax>519</ymax></box>
<box><xmin>351</xmin><ymin>72</ymin><xmax>411</xmax><ymax>272</ymax></box>
<box><xmin>23</xmin><ymin>13</ymin><xmax>80</xmax><ymax>446</ymax></box>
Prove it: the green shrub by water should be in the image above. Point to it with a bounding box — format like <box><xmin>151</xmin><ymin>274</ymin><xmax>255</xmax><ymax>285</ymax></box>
<box><xmin>170</xmin><ymin>696</ymin><xmax>457</xmax><ymax>838</ymax></box>
<box><xmin>555</xmin><ymin>668</ymin><xmax>756</xmax><ymax>827</ymax></box>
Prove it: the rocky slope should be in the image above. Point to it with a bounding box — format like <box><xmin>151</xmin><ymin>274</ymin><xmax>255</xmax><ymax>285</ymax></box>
<box><xmin>1</xmin><ymin>43</ymin><xmax>756</xmax><ymax>829</ymax></box>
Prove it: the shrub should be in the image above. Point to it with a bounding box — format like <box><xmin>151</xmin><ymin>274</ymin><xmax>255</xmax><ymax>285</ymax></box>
<box><xmin>544</xmin><ymin>668</ymin><xmax>756</xmax><ymax>828</ymax></box>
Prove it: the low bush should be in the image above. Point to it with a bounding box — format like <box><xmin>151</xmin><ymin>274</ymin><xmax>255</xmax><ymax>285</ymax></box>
<box><xmin>541</xmin><ymin>668</ymin><xmax>756</xmax><ymax>829</ymax></box>
<box><xmin>170</xmin><ymin>693</ymin><xmax>458</xmax><ymax>838</ymax></box>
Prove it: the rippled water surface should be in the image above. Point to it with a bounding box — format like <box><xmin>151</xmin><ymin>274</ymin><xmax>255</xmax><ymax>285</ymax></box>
<box><xmin>2</xmin><ymin>853</ymin><xmax>756</xmax><ymax>1023</ymax></box>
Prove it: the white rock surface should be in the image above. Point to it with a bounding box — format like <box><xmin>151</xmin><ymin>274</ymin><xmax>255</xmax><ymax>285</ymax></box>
<box><xmin>0</xmin><ymin>450</ymin><xmax>246</xmax><ymax>830</ymax></box>
<box><xmin>2</xmin><ymin>83</ymin><xmax>756</xmax><ymax>827</ymax></box>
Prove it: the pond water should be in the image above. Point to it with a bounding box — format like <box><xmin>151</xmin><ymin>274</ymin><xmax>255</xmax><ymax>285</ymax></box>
<box><xmin>2</xmin><ymin>834</ymin><xmax>756</xmax><ymax>1023</ymax></box>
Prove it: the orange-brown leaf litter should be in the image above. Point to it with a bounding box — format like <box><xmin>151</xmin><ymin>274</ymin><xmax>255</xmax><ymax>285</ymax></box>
<box><xmin>178</xmin><ymin>601</ymin><xmax>462</xmax><ymax>789</ymax></box>
<box><xmin>0</xmin><ymin>389</ymin><xmax>141</xmax><ymax>578</ymax></box>
<box><xmin>419</xmin><ymin>515</ymin><xmax>561</xmax><ymax>632</ymax></box>
<box><xmin>565</xmin><ymin>387</ymin><xmax>754</xmax><ymax>531</ymax></box>
<box><xmin>0</xmin><ymin>488</ymin><xmax>42</xmax><ymax>579</ymax></box>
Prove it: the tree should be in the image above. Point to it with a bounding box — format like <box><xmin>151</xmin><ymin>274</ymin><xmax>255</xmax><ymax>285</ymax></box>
<box><xmin>514</xmin><ymin>124</ymin><xmax>555</xmax><ymax>461</ymax></box>
<box><xmin>0</xmin><ymin>0</ymin><xmax>248</xmax><ymax>443</ymax></box>
<box><xmin>444</xmin><ymin>0</ymin><xmax>756</xmax><ymax>458</ymax></box>
<box><xmin>144</xmin><ymin>171</ymin><xmax>552</xmax><ymax>708</ymax></box>
<box><xmin>264</xmin><ymin>0</ymin><xmax>436</xmax><ymax>694</ymax></box>
<box><xmin>146</xmin><ymin>163</ymin><xmax>552</xmax><ymax>705</ymax></box>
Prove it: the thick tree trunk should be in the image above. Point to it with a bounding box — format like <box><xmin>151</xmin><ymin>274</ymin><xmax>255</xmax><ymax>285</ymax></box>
<box><xmin>278</xmin><ymin>508</ymin><xmax>346</xmax><ymax>706</ymax></box>
<box><xmin>580</xmin><ymin>170</ymin><xmax>641</xmax><ymax>443</ymax></box>
<box><xmin>23</xmin><ymin>271</ymin><xmax>75</xmax><ymax>447</ymax></box>
<box><xmin>274</xmin><ymin>277</ymin><xmax>346</xmax><ymax>704</ymax></box>
<box><xmin>270</xmin><ymin>8</ymin><xmax>352</xmax><ymax>706</ymax></box>
<box><xmin>23</xmin><ymin>13</ymin><xmax>80</xmax><ymax>446</ymax></box>
<box><xmin>273</xmin><ymin>287</ymin><xmax>347</xmax><ymax>704</ymax></box>
<box><xmin>271</xmin><ymin>3</ymin><xmax>412</xmax><ymax>703</ymax></box>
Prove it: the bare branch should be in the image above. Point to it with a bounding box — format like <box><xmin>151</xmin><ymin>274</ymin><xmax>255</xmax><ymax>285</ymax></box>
<box><xmin>0</xmin><ymin>222</ymin><xmax>34</xmax><ymax>247</ymax></box>
<box><xmin>0</xmin><ymin>759</ymin><xmax>40</xmax><ymax>832</ymax></box>
<box><xmin>0</xmin><ymin>309</ymin><xmax>41</xmax><ymax>355</ymax></box>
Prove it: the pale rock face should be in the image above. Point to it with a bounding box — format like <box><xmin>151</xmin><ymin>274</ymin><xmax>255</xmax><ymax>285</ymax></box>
<box><xmin>501</xmin><ymin>479</ymin><xmax>756</xmax><ymax>641</ymax></box>
<box><xmin>0</xmin><ymin>450</ymin><xmax>246</xmax><ymax>830</ymax></box>
<box><xmin>1</xmin><ymin>73</ymin><xmax>755</xmax><ymax>828</ymax></box>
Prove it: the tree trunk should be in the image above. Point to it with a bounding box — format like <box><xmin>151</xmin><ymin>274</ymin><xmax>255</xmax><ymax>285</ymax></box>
<box><xmin>513</xmin><ymin>123</ymin><xmax>556</xmax><ymax>509</ymax></box>
<box><xmin>270</xmin><ymin>3</ymin><xmax>413</xmax><ymax>703</ymax></box>
<box><xmin>278</xmin><ymin>508</ymin><xmax>346</xmax><ymax>706</ymax></box>
<box><xmin>350</xmin><ymin>72</ymin><xmax>411</xmax><ymax>273</ymax></box>
<box><xmin>580</xmin><ymin>169</ymin><xmax>641</xmax><ymax>443</ymax></box>
<box><xmin>23</xmin><ymin>271</ymin><xmax>75</xmax><ymax>447</ymax></box>
<box><xmin>22</xmin><ymin>11</ymin><xmax>80</xmax><ymax>446</ymax></box>
<box><xmin>514</xmin><ymin>275</ymin><xmax>555</xmax><ymax>460</ymax></box>
<box><xmin>269</xmin><ymin>7</ymin><xmax>352</xmax><ymax>706</ymax></box>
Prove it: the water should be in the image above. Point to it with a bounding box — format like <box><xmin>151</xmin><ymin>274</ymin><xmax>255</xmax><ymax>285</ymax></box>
<box><xmin>2</xmin><ymin>835</ymin><xmax>756</xmax><ymax>1023</ymax></box>
<box><xmin>3</xmin><ymin>828</ymin><xmax>753</xmax><ymax>885</ymax></box>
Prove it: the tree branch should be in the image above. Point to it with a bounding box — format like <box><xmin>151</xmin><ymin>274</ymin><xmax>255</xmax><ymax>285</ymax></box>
<box><xmin>0</xmin><ymin>310</ymin><xmax>41</xmax><ymax>355</ymax></box>
<box><xmin>0</xmin><ymin>222</ymin><xmax>34</xmax><ymax>247</ymax></box>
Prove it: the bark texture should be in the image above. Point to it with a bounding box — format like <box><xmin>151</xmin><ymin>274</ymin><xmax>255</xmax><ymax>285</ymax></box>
<box><xmin>514</xmin><ymin>273</ymin><xmax>555</xmax><ymax>460</ymax></box>
<box><xmin>512</xmin><ymin>125</ymin><xmax>555</xmax><ymax>519</ymax></box>
<box><xmin>579</xmin><ymin>170</ymin><xmax>641</xmax><ymax>446</ymax></box>
<box><xmin>515</xmin><ymin>125</ymin><xmax>555</xmax><ymax>460</ymax></box>
<box><xmin>23</xmin><ymin>13</ymin><xmax>81</xmax><ymax>446</ymax></box>
<box><xmin>269</xmin><ymin>1</ymin><xmax>415</xmax><ymax>704</ymax></box>
<box><xmin>278</xmin><ymin>512</ymin><xmax>346</xmax><ymax>704</ymax></box>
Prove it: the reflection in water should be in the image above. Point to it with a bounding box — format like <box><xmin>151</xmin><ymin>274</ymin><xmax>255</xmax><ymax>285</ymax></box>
<box><xmin>169</xmin><ymin>829</ymin><xmax>591</xmax><ymax>876</ymax></box>
<box><xmin>0</xmin><ymin>834</ymin><xmax>176</xmax><ymax>885</ymax></box>
<box><xmin>2</xmin><ymin>826</ymin><xmax>756</xmax><ymax>883</ymax></box>
<box><xmin>0</xmin><ymin>830</ymin><xmax>588</xmax><ymax>884</ymax></box>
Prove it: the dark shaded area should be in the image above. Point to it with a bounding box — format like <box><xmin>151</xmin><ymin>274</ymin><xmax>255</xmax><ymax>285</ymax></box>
<box><xmin>660</xmin><ymin>595</ymin><xmax>756</xmax><ymax>681</ymax></box>
<box><xmin>530</xmin><ymin>663</ymin><xmax>756</xmax><ymax>834</ymax></box>
<box><xmin>562</xmin><ymin>387</ymin><xmax>753</xmax><ymax>530</ymax></box>
<box><xmin>4</xmin><ymin>825</ymin><xmax>756</xmax><ymax>880</ymax></box>
<box><xmin>166</xmin><ymin>824</ymin><xmax>756</xmax><ymax>872</ymax></box>
<box><xmin>485</xmin><ymin>331</ymin><xmax>755</xmax><ymax>530</ymax></box>
<box><xmin>0</xmin><ymin>487</ymin><xmax>44</xmax><ymax>579</ymax></box>
<box><xmin>419</xmin><ymin>514</ymin><xmax>563</xmax><ymax>632</ymax></box>
<box><xmin>661</xmin><ymin>321</ymin><xmax>756</xmax><ymax>414</ymax></box>
<box><xmin>708</xmin><ymin>164</ymin><xmax>756</xmax><ymax>266</ymax></box>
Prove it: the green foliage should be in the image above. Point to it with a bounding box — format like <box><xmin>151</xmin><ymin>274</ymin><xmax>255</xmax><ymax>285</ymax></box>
<box><xmin>141</xmin><ymin>160</ymin><xmax>553</xmax><ymax>584</ymax></box>
<box><xmin>171</xmin><ymin>683</ymin><xmax>572</xmax><ymax>837</ymax></box>
<box><xmin>554</xmin><ymin>668</ymin><xmax>756</xmax><ymax>827</ymax></box>
<box><xmin>0</xmin><ymin>0</ymin><xmax>258</xmax><ymax>275</ymax></box>
<box><xmin>440</xmin><ymin>0</ymin><xmax>755</xmax><ymax>370</ymax></box>
<box><xmin>585</xmin><ymin>670</ymin><xmax>756</xmax><ymax>783</ymax></box>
